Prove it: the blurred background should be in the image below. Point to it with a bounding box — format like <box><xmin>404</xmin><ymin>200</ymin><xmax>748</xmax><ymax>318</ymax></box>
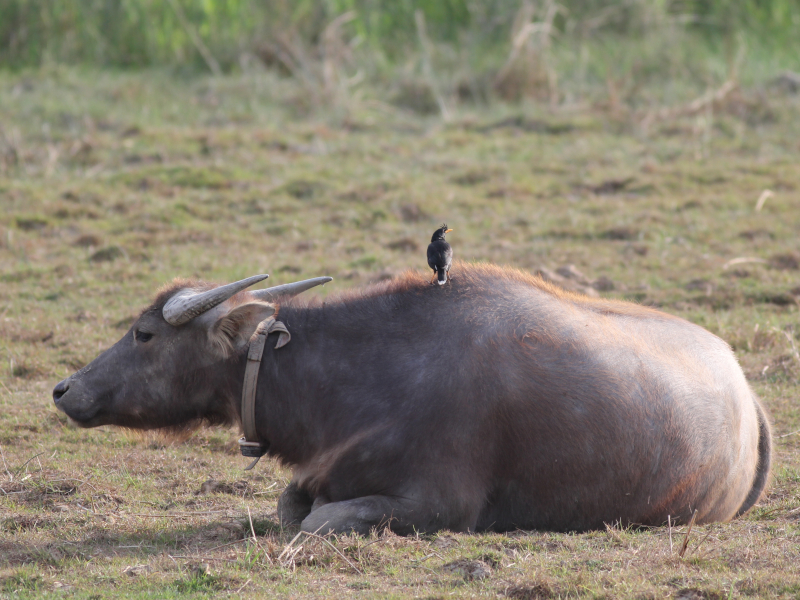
<box><xmin>1</xmin><ymin>0</ymin><xmax>800</xmax><ymax>371</ymax></box>
<box><xmin>1</xmin><ymin>0</ymin><xmax>799</xmax><ymax>365</ymax></box>
<box><xmin>2</xmin><ymin>0</ymin><xmax>799</xmax><ymax>109</ymax></box>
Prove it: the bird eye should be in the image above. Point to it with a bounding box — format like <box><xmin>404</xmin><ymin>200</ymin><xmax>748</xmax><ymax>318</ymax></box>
<box><xmin>135</xmin><ymin>330</ymin><xmax>153</xmax><ymax>343</ymax></box>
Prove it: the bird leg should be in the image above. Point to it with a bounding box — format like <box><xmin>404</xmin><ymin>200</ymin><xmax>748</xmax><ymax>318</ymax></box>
<box><xmin>430</xmin><ymin>271</ymin><xmax>438</xmax><ymax>285</ymax></box>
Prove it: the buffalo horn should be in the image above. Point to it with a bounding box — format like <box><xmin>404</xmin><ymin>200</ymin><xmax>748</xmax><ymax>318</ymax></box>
<box><xmin>249</xmin><ymin>276</ymin><xmax>333</xmax><ymax>302</ymax></box>
<box><xmin>162</xmin><ymin>274</ymin><xmax>270</xmax><ymax>326</ymax></box>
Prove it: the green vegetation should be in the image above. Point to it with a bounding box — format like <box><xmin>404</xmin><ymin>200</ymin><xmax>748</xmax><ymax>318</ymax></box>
<box><xmin>3</xmin><ymin>1</ymin><xmax>800</xmax><ymax>67</ymax></box>
<box><xmin>1</xmin><ymin>0</ymin><xmax>800</xmax><ymax>597</ymax></box>
<box><xmin>2</xmin><ymin>1</ymin><xmax>800</xmax><ymax>112</ymax></box>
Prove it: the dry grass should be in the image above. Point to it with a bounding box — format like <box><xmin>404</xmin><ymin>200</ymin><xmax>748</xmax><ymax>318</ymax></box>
<box><xmin>1</xmin><ymin>67</ymin><xmax>800</xmax><ymax>598</ymax></box>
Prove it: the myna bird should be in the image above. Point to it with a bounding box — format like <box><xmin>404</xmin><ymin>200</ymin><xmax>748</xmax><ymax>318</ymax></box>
<box><xmin>427</xmin><ymin>224</ymin><xmax>453</xmax><ymax>285</ymax></box>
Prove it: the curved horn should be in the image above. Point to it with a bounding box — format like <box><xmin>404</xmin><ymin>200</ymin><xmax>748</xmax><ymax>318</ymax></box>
<box><xmin>250</xmin><ymin>276</ymin><xmax>332</xmax><ymax>302</ymax></box>
<box><xmin>163</xmin><ymin>274</ymin><xmax>269</xmax><ymax>326</ymax></box>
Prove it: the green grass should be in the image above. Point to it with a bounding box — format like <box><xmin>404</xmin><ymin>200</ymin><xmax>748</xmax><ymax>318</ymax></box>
<box><xmin>3</xmin><ymin>1</ymin><xmax>800</xmax><ymax>68</ymax></box>
<box><xmin>1</xmin><ymin>65</ymin><xmax>800</xmax><ymax>597</ymax></box>
<box><xmin>2</xmin><ymin>0</ymin><xmax>800</xmax><ymax>123</ymax></box>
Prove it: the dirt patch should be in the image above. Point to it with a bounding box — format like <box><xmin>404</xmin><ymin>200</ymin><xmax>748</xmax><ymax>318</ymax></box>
<box><xmin>281</xmin><ymin>179</ymin><xmax>325</xmax><ymax>200</ymax></box>
<box><xmin>739</xmin><ymin>229</ymin><xmax>774</xmax><ymax>241</ymax></box>
<box><xmin>675</xmin><ymin>588</ymin><xmax>723</xmax><ymax>600</ymax></box>
<box><xmin>451</xmin><ymin>169</ymin><xmax>497</xmax><ymax>186</ymax></box>
<box><xmin>338</xmin><ymin>183</ymin><xmax>392</xmax><ymax>203</ymax></box>
<box><xmin>196</xmin><ymin>479</ymin><xmax>253</xmax><ymax>497</ymax></box>
<box><xmin>2</xmin><ymin>515</ymin><xmax>56</xmax><ymax>532</ymax></box>
<box><xmin>73</xmin><ymin>233</ymin><xmax>102</xmax><ymax>247</ymax></box>
<box><xmin>476</xmin><ymin>116</ymin><xmax>576</xmax><ymax>135</ymax></box>
<box><xmin>441</xmin><ymin>559</ymin><xmax>493</xmax><ymax>581</ymax></box>
<box><xmin>592</xmin><ymin>177</ymin><xmax>636</xmax><ymax>195</ymax></box>
<box><xmin>386</xmin><ymin>238</ymin><xmax>419</xmax><ymax>252</ymax></box>
<box><xmin>397</xmin><ymin>202</ymin><xmax>428</xmax><ymax>222</ymax></box>
<box><xmin>15</xmin><ymin>216</ymin><xmax>49</xmax><ymax>231</ymax></box>
<box><xmin>770</xmin><ymin>252</ymin><xmax>800</xmax><ymax>270</ymax></box>
<box><xmin>432</xmin><ymin>534</ymin><xmax>459</xmax><ymax>549</ymax></box>
<box><xmin>89</xmin><ymin>245</ymin><xmax>126</xmax><ymax>262</ymax></box>
<box><xmin>506</xmin><ymin>582</ymin><xmax>561</xmax><ymax>599</ymax></box>
<box><xmin>602</xmin><ymin>226</ymin><xmax>639</xmax><ymax>240</ymax></box>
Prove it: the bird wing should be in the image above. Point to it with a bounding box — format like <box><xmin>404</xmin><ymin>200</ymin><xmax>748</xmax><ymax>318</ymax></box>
<box><xmin>427</xmin><ymin>243</ymin><xmax>439</xmax><ymax>269</ymax></box>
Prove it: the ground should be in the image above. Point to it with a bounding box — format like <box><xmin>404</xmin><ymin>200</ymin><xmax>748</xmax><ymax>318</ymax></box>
<box><xmin>1</xmin><ymin>69</ymin><xmax>800</xmax><ymax>599</ymax></box>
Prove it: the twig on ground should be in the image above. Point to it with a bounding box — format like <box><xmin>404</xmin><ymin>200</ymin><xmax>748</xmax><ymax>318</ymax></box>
<box><xmin>360</xmin><ymin>537</ymin><xmax>390</xmax><ymax>550</ymax></box>
<box><xmin>12</xmin><ymin>451</ymin><xmax>45</xmax><ymax>479</ymax></box>
<box><xmin>206</xmin><ymin>539</ymin><xmax>249</xmax><ymax>552</ymax></box>
<box><xmin>689</xmin><ymin>527</ymin><xmax>715</xmax><ymax>557</ymax></box>
<box><xmin>668</xmin><ymin>515</ymin><xmax>673</xmax><ymax>554</ymax></box>
<box><xmin>247</xmin><ymin>507</ymin><xmax>257</xmax><ymax>542</ymax></box>
<box><xmin>678</xmin><ymin>510</ymin><xmax>699</xmax><ymax>558</ymax></box>
<box><xmin>253</xmin><ymin>482</ymin><xmax>278</xmax><ymax>495</ymax></box>
<box><xmin>279</xmin><ymin>529</ymin><xmax>363</xmax><ymax>574</ymax></box>
<box><xmin>755</xmin><ymin>189</ymin><xmax>774</xmax><ymax>212</ymax></box>
<box><xmin>169</xmin><ymin>556</ymin><xmax>239</xmax><ymax>562</ymax></box>
<box><xmin>412</xmin><ymin>552</ymin><xmax>444</xmax><ymax>564</ymax></box>
<box><xmin>122</xmin><ymin>510</ymin><xmax>229</xmax><ymax>518</ymax></box>
<box><xmin>722</xmin><ymin>257</ymin><xmax>768</xmax><ymax>270</ymax></box>
<box><xmin>234</xmin><ymin>579</ymin><xmax>252</xmax><ymax>594</ymax></box>
<box><xmin>645</xmin><ymin>79</ymin><xmax>738</xmax><ymax>126</ymax></box>
<box><xmin>244</xmin><ymin>506</ymin><xmax>274</xmax><ymax>566</ymax></box>
<box><xmin>46</xmin><ymin>477</ymin><xmax>97</xmax><ymax>492</ymax></box>
<box><xmin>278</xmin><ymin>530</ymin><xmax>305</xmax><ymax>562</ymax></box>
<box><xmin>302</xmin><ymin>531</ymin><xmax>363</xmax><ymax>574</ymax></box>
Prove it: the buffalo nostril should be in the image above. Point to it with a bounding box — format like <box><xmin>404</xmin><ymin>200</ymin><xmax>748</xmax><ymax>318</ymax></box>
<box><xmin>53</xmin><ymin>379</ymin><xmax>70</xmax><ymax>404</ymax></box>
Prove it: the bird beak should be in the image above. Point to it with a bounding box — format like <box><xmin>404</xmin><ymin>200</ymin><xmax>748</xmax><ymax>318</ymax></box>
<box><xmin>446</xmin><ymin>229</ymin><xmax>453</xmax><ymax>233</ymax></box>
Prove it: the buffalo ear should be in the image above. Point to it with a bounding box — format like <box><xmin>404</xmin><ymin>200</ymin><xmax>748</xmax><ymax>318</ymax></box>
<box><xmin>210</xmin><ymin>301</ymin><xmax>276</xmax><ymax>357</ymax></box>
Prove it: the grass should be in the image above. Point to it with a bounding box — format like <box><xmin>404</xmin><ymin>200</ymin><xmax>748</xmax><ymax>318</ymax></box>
<box><xmin>3</xmin><ymin>1</ymin><xmax>800</xmax><ymax>69</ymax></box>
<box><xmin>1</xmin><ymin>64</ymin><xmax>800</xmax><ymax>598</ymax></box>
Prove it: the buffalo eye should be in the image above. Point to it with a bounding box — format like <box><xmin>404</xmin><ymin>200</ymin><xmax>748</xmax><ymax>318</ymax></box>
<box><xmin>135</xmin><ymin>330</ymin><xmax>153</xmax><ymax>343</ymax></box>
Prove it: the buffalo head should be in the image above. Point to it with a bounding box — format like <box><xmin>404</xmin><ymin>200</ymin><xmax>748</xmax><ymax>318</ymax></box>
<box><xmin>52</xmin><ymin>274</ymin><xmax>330</xmax><ymax>430</ymax></box>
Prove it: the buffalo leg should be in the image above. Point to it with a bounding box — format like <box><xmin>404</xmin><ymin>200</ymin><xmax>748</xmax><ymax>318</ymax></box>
<box><xmin>300</xmin><ymin>495</ymin><xmax>435</xmax><ymax>536</ymax></box>
<box><xmin>277</xmin><ymin>482</ymin><xmax>313</xmax><ymax>528</ymax></box>
<box><xmin>310</xmin><ymin>495</ymin><xmax>330</xmax><ymax>512</ymax></box>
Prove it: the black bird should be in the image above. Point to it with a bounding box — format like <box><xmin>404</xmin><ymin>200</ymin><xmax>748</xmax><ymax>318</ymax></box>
<box><xmin>427</xmin><ymin>224</ymin><xmax>453</xmax><ymax>285</ymax></box>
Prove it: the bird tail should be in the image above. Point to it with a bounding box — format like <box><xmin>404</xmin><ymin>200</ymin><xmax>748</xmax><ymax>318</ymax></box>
<box><xmin>437</xmin><ymin>267</ymin><xmax>447</xmax><ymax>285</ymax></box>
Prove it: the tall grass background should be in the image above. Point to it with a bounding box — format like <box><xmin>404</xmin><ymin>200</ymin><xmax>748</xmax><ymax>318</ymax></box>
<box><xmin>1</xmin><ymin>0</ymin><xmax>799</xmax><ymax>110</ymax></box>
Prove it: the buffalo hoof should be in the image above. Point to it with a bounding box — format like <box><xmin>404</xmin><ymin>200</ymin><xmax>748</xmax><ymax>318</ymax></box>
<box><xmin>277</xmin><ymin>482</ymin><xmax>313</xmax><ymax>528</ymax></box>
<box><xmin>300</xmin><ymin>495</ymin><xmax>411</xmax><ymax>536</ymax></box>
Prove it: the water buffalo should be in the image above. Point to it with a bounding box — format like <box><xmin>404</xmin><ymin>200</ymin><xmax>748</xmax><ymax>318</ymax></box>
<box><xmin>53</xmin><ymin>263</ymin><xmax>771</xmax><ymax>535</ymax></box>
